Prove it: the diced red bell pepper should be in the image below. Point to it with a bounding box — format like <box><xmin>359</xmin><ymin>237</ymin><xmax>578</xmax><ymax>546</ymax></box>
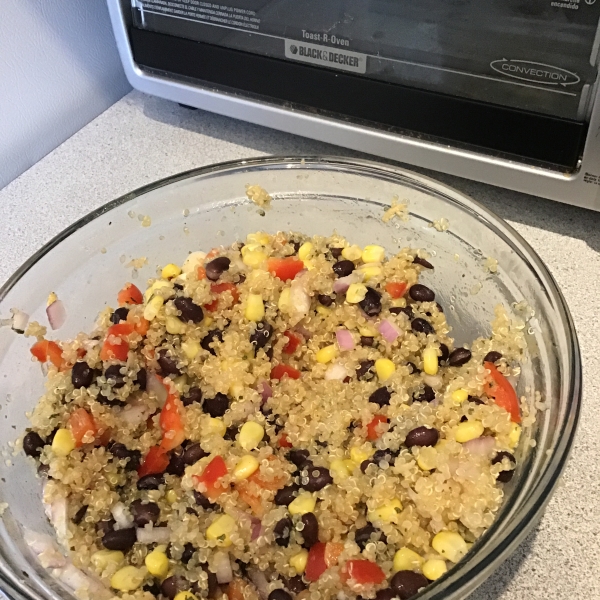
<box><xmin>30</xmin><ymin>340</ymin><xmax>64</xmax><ymax>370</ymax></box>
<box><xmin>194</xmin><ymin>456</ymin><xmax>229</xmax><ymax>501</ymax></box>
<box><xmin>484</xmin><ymin>362</ymin><xmax>521</xmax><ymax>423</ymax></box>
<box><xmin>197</xmin><ymin>266</ymin><xmax>207</xmax><ymax>280</ymax></box>
<box><xmin>341</xmin><ymin>560</ymin><xmax>386</xmax><ymax>585</ymax></box>
<box><xmin>270</xmin><ymin>364</ymin><xmax>301</xmax><ymax>381</ymax></box>
<box><xmin>267</xmin><ymin>257</ymin><xmax>304</xmax><ymax>282</ymax></box>
<box><xmin>279</xmin><ymin>433</ymin><xmax>293</xmax><ymax>448</ymax></box>
<box><xmin>282</xmin><ymin>330</ymin><xmax>302</xmax><ymax>355</ymax></box>
<box><xmin>159</xmin><ymin>388</ymin><xmax>186</xmax><ymax>452</ymax></box>
<box><xmin>235</xmin><ymin>483</ymin><xmax>266</xmax><ymax>517</ymax></box>
<box><xmin>226</xmin><ymin>578</ymin><xmax>247</xmax><ymax>600</ymax></box>
<box><xmin>100</xmin><ymin>323</ymin><xmax>136</xmax><ymax>361</ymax></box>
<box><xmin>306</xmin><ymin>542</ymin><xmax>344</xmax><ymax>582</ymax></box>
<box><xmin>68</xmin><ymin>408</ymin><xmax>97</xmax><ymax>447</ymax></box>
<box><xmin>366</xmin><ymin>414</ymin><xmax>388</xmax><ymax>441</ymax></box>
<box><xmin>204</xmin><ymin>282</ymin><xmax>240</xmax><ymax>312</ymax></box>
<box><xmin>117</xmin><ymin>283</ymin><xmax>143</xmax><ymax>306</ymax></box>
<box><xmin>138</xmin><ymin>445</ymin><xmax>170</xmax><ymax>477</ymax></box>
<box><xmin>385</xmin><ymin>281</ymin><xmax>408</xmax><ymax>299</ymax></box>
<box><xmin>325</xmin><ymin>542</ymin><xmax>344</xmax><ymax>568</ymax></box>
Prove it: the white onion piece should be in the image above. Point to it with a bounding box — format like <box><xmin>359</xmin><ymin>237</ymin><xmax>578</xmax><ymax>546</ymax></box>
<box><xmin>294</xmin><ymin>268</ymin><xmax>308</xmax><ymax>280</ymax></box>
<box><xmin>378</xmin><ymin>319</ymin><xmax>401</xmax><ymax>343</ymax></box>
<box><xmin>111</xmin><ymin>502</ymin><xmax>133</xmax><ymax>529</ymax></box>
<box><xmin>213</xmin><ymin>550</ymin><xmax>233</xmax><ymax>584</ymax></box>
<box><xmin>290</xmin><ymin>280</ymin><xmax>310</xmax><ymax>316</ymax></box>
<box><xmin>182</xmin><ymin>251</ymin><xmax>206</xmax><ymax>275</ymax></box>
<box><xmin>136</xmin><ymin>526</ymin><xmax>171</xmax><ymax>545</ymax></box>
<box><xmin>121</xmin><ymin>397</ymin><xmax>151</xmax><ymax>427</ymax></box>
<box><xmin>147</xmin><ymin>372</ymin><xmax>168</xmax><ymax>406</ymax></box>
<box><xmin>46</xmin><ymin>300</ymin><xmax>66</xmax><ymax>330</ymax></box>
<box><xmin>247</xmin><ymin>567</ymin><xmax>270</xmax><ymax>600</ymax></box>
<box><xmin>325</xmin><ymin>363</ymin><xmax>348</xmax><ymax>381</ymax></box>
<box><xmin>423</xmin><ymin>374</ymin><xmax>443</xmax><ymax>389</ymax></box>
<box><xmin>250</xmin><ymin>518</ymin><xmax>263</xmax><ymax>541</ymax></box>
<box><xmin>463</xmin><ymin>436</ymin><xmax>495</xmax><ymax>456</ymax></box>
<box><xmin>10</xmin><ymin>308</ymin><xmax>29</xmax><ymax>333</ymax></box>
<box><xmin>332</xmin><ymin>271</ymin><xmax>363</xmax><ymax>294</ymax></box>
<box><xmin>335</xmin><ymin>329</ymin><xmax>355</xmax><ymax>351</ymax></box>
<box><xmin>257</xmin><ymin>381</ymin><xmax>273</xmax><ymax>402</ymax></box>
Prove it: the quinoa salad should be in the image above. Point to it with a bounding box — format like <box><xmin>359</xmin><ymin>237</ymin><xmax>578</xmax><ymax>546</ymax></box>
<box><xmin>22</xmin><ymin>232</ymin><xmax>528</xmax><ymax>600</ymax></box>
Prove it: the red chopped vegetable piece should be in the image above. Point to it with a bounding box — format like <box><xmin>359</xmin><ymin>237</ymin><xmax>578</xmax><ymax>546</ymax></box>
<box><xmin>270</xmin><ymin>364</ymin><xmax>301</xmax><ymax>381</ymax></box>
<box><xmin>159</xmin><ymin>387</ymin><xmax>185</xmax><ymax>451</ymax></box>
<box><xmin>385</xmin><ymin>281</ymin><xmax>408</xmax><ymax>299</ymax></box>
<box><xmin>279</xmin><ymin>433</ymin><xmax>293</xmax><ymax>448</ymax></box>
<box><xmin>117</xmin><ymin>283</ymin><xmax>143</xmax><ymax>306</ymax></box>
<box><xmin>30</xmin><ymin>340</ymin><xmax>64</xmax><ymax>370</ymax></box>
<box><xmin>267</xmin><ymin>257</ymin><xmax>304</xmax><ymax>282</ymax></box>
<box><xmin>100</xmin><ymin>323</ymin><xmax>135</xmax><ymax>361</ymax></box>
<box><xmin>305</xmin><ymin>542</ymin><xmax>327</xmax><ymax>582</ymax></box>
<box><xmin>282</xmin><ymin>330</ymin><xmax>302</xmax><ymax>354</ymax></box>
<box><xmin>204</xmin><ymin>282</ymin><xmax>240</xmax><ymax>312</ymax></box>
<box><xmin>138</xmin><ymin>446</ymin><xmax>169</xmax><ymax>477</ymax></box>
<box><xmin>484</xmin><ymin>362</ymin><xmax>521</xmax><ymax>423</ymax></box>
<box><xmin>194</xmin><ymin>456</ymin><xmax>229</xmax><ymax>501</ymax></box>
<box><xmin>366</xmin><ymin>414</ymin><xmax>388</xmax><ymax>441</ymax></box>
<box><xmin>68</xmin><ymin>408</ymin><xmax>97</xmax><ymax>447</ymax></box>
<box><xmin>341</xmin><ymin>560</ymin><xmax>386</xmax><ymax>585</ymax></box>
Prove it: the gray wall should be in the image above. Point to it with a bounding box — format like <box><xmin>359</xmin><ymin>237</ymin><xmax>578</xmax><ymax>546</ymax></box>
<box><xmin>0</xmin><ymin>0</ymin><xmax>131</xmax><ymax>189</ymax></box>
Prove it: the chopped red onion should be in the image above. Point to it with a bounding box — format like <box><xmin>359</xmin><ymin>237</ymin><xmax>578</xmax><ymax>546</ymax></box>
<box><xmin>463</xmin><ymin>436</ymin><xmax>495</xmax><ymax>456</ymax></box>
<box><xmin>325</xmin><ymin>363</ymin><xmax>348</xmax><ymax>381</ymax></box>
<box><xmin>136</xmin><ymin>526</ymin><xmax>171</xmax><ymax>545</ymax></box>
<box><xmin>46</xmin><ymin>299</ymin><xmax>66</xmax><ymax>330</ymax></box>
<box><xmin>332</xmin><ymin>273</ymin><xmax>357</xmax><ymax>294</ymax></box>
<box><xmin>147</xmin><ymin>372</ymin><xmax>168</xmax><ymax>406</ymax></box>
<box><xmin>213</xmin><ymin>550</ymin><xmax>233</xmax><ymax>583</ymax></box>
<box><xmin>378</xmin><ymin>318</ymin><xmax>401</xmax><ymax>343</ymax></box>
<box><xmin>290</xmin><ymin>280</ymin><xmax>310</xmax><ymax>316</ymax></box>
<box><xmin>257</xmin><ymin>381</ymin><xmax>273</xmax><ymax>403</ymax></box>
<box><xmin>250</xmin><ymin>517</ymin><xmax>263</xmax><ymax>541</ymax></box>
<box><xmin>335</xmin><ymin>329</ymin><xmax>355</xmax><ymax>351</ymax></box>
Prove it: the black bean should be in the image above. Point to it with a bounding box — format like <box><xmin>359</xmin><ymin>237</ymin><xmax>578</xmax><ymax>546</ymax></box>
<box><xmin>97</xmin><ymin>518</ymin><xmax>116</xmax><ymax>536</ymax></box>
<box><xmin>300</xmin><ymin>512</ymin><xmax>319</xmax><ymax>548</ymax></box>
<box><xmin>369</xmin><ymin>387</ymin><xmax>391</xmax><ymax>407</ymax></box>
<box><xmin>157</xmin><ymin>349</ymin><xmax>181</xmax><ymax>376</ymax></box>
<box><xmin>102</xmin><ymin>527</ymin><xmax>137</xmax><ymax>551</ymax></box>
<box><xmin>203</xmin><ymin>393</ymin><xmax>229</xmax><ymax>417</ymax></box>
<box><xmin>468</xmin><ymin>396</ymin><xmax>485</xmax><ymax>405</ymax></box>
<box><xmin>356</xmin><ymin>360</ymin><xmax>375</xmax><ymax>381</ymax></box>
<box><xmin>205</xmin><ymin>257</ymin><xmax>231</xmax><ymax>281</ymax></box>
<box><xmin>360</xmin><ymin>459</ymin><xmax>374</xmax><ymax>474</ymax></box>
<box><xmin>287</xmin><ymin>449</ymin><xmax>310</xmax><ymax>469</ymax></box>
<box><xmin>143</xmin><ymin>582</ymin><xmax>161</xmax><ymax>597</ymax></box>
<box><xmin>194</xmin><ymin>491</ymin><xmax>215</xmax><ymax>510</ymax></box>
<box><xmin>302</xmin><ymin>465</ymin><xmax>333</xmax><ymax>492</ymax></box>
<box><xmin>182</xmin><ymin>386</ymin><xmax>202</xmax><ymax>407</ymax></box>
<box><xmin>373</xmin><ymin>448</ymin><xmax>397</xmax><ymax>464</ymax></box>
<box><xmin>375</xmin><ymin>590</ymin><xmax>397</xmax><ymax>600</ymax></box>
<box><xmin>224</xmin><ymin>425</ymin><xmax>239</xmax><ymax>441</ymax></box>
<box><xmin>183</xmin><ymin>443</ymin><xmax>208</xmax><ymax>465</ymax></box>
<box><xmin>436</xmin><ymin>302</ymin><xmax>444</xmax><ymax>313</ymax></box>
<box><xmin>135</xmin><ymin>367</ymin><xmax>147</xmax><ymax>390</ymax></box>
<box><xmin>332</xmin><ymin>260</ymin><xmax>355</xmax><ymax>277</ymax></box>
<box><xmin>174</xmin><ymin>296</ymin><xmax>204</xmax><ymax>324</ymax></box>
<box><xmin>109</xmin><ymin>443</ymin><xmax>141</xmax><ymax>471</ymax></box>
<box><xmin>201</xmin><ymin>330</ymin><xmax>223</xmax><ymax>356</ymax></box>
<box><xmin>269</xmin><ymin>590</ymin><xmax>292</xmax><ymax>600</ymax></box>
<box><xmin>492</xmin><ymin>451</ymin><xmax>517</xmax><ymax>483</ymax></box>
<box><xmin>71</xmin><ymin>361</ymin><xmax>95</xmax><ymax>389</ymax></box>
<box><xmin>137</xmin><ymin>474</ymin><xmax>164</xmax><ymax>490</ymax></box>
<box><xmin>355</xmin><ymin>524</ymin><xmax>386</xmax><ymax>551</ymax></box>
<box><xmin>181</xmin><ymin>542</ymin><xmax>195</xmax><ymax>564</ymax></box>
<box><xmin>131</xmin><ymin>500</ymin><xmax>160</xmax><ymax>527</ymax></box>
<box><xmin>330</xmin><ymin>247</ymin><xmax>343</xmax><ymax>259</ymax></box>
<box><xmin>97</xmin><ymin>394</ymin><xmax>122</xmax><ymax>407</ymax></box>
<box><xmin>250</xmin><ymin>321</ymin><xmax>273</xmax><ymax>351</ymax></box>
<box><xmin>23</xmin><ymin>431</ymin><xmax>45</xmax><ymax>458</ymax></box>
<box><xmin>360</xmin><ymin>336</ymin><xmax>374</xmax><ymax>347</ymax></box>
<box><xmin>448</xmin><ymin>347</ymin><xmax>472</xmax><ymax>367</ymax></box>
<box><xmin>359</xmin><ymin>287</ymin><xmax>382</xmax><ymax>317</ymax></box>
<box><xmin>405</xmin><ymin>426</ymin><xmax>439</xmax><ymax>448</ymax></box>
<box><xmin>411</xmin><ymin>318</ymin><xmax>434</xmax><ymax>335</ymax></box>
<box><xmin>286</xmin><ymin>576</ymin><xmax>306</xmax><ymax>594</ymax></box>
<box><xmin>390</xmin><ymin>571</ymin><xmax>429</xmax><ymax>599</ymax></box>
<box><xmin>390</xmin><ymin>306</ymin><xmax>414</xmax><ymax>319</ymax></box>
<box><xmin>409</xmin><ymin>284</ymin><xmax>435</xmax><ymax>302</ymax></box>
<box><xmin>438</xmin><ymin>343</ymin><xmax>449</xmax><ymax>365</ymax></box>
<box><xmin>318</xmin><ymin>294</ymin><xmax>334</xmax><ymax>307</ymax></box>
<box><xmin>406</xmin><ymin>362</ymin><xmax>420</xmax><ymax>374</ymax></box>
<box><xmin>484</xmin><ymin>351</ymin><xmax>503</xmax><ymax>364</ymax></box>
<box><xmin>105</xmin><ymin>364</ymin><xmax>126</xmax><ymax>388</ymax></box>
<box><xmin>291</xmin><ymin>241</ymin><xmax>302</xmax><ymax>254</ymax></box>
<box><xmin>167</xmin><ymin>448</ymin><xmax>186</xmax><ymax>476</ymax></box>
<box><xmin>72</xmin><ymin>505</ymin><xmax>88</xmax><ymax>525</ymax></box>
<box><xmin>161</xmin><ymin>575</ymin><xmax>189</xmax><ymax>600</ymax></box>
<box><xmin>413</xmin><ymin>256</ymin><xmax>434</xmax><ymax>269</ymax></box>
<box><xmin>274</xmin><ymin>517</ymin><xmax>293</xmax><ymax>547</ymax></box>
<box><xmin>110</xmin><ymin>307</ymin><xmax>129</xmax><ymax>324</ymax></box>
<box><xmin>413</xmin><ymin>385</ymin><xmax>435</xmax><ymax>403</ymax></box>
<box><xmin>274</xmin><ymin>484</ymin><xmax>300</xmax><ymax>506</ymax></box>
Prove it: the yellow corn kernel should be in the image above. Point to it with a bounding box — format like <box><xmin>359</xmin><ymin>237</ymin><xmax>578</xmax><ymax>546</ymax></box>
<box><xmin>330</xmin><ymin>458</ymin><xmax>351</xmax><ymax>481</ymax></box>
<box><xmin>238</xmin><ymin>421</ymin><xmax>264</xmax><ymax>450</ymax></box>
<box><xmin>144</xmin><ymin>295</ymin><xmax>164</xmax><ymax>321</ymax></box>
<box><xmin>455</xmin><ymin>420</ymin><xmax>485</xmax><ymax>443</ymax></box>
<box><xmin>423</xmin><ymin>347</ymin><xmax>439</xmax><ymax>376</ymax></box>
<box><xmin>375</xmin><ymin>358</ymin><xmax>396</xmax><ymax>381</ymax></box>
<box><xmin>91</xmin><ymin>550</ymin><xmax>124</xmax><ymax>571</ymax></box>
<box><xmin>416</xmin><ymin>447</ymin><xmax>438</xmax><ymax>471</ymax></box>
<box><xmin>346</xmin><ymin>283</ymin><xmax>368</xmax><ymax>304</ymax></box>
<box><xmin>290</xmin><ymin>549</ymin><xmax>309</xmax><ymax>574</ymax></box>
<box><xmin>208</xmin><ymin>418</ymin><xmax>227</xmax><ymax>437</ymax></box>
<box><xmin>206</xmin><ymin>514</ymin><xmax>237</xmax><ymax>547</ymax></box>
<box><xmin>233</xmin><ymin>455</ymin><xmax>260</xmax><ymax>480</ymax></box>
<box><xmin>393</xmin><ymin>547</ymin><xmax>424</xmax><ymax>573</ymax></box>
<box><xmin>229</xmin><ymin>383</ymin><xmax>244</xmax><ymax>400</ymax></box>
<box><xmin>242</xmin><ymin>248</ymin><xmax>268</xmax><ymax>268</ymax></box>
<box><xmin>359</xmin><ymin>325</ymin><xmax>378</xmax><ymax>337</ymax></box>
<box><xmin>451</xmin><ymin>388</ymin><xmax>469</xmax><ymax>404</ymax></box>
<box><xmin>181</xmin><ymin>339</ymin><xmax>200</xmax><ymax>360</ymax></box>
<box><xmin>350</xmin><ymin>445</ymin><xmax>374</xmax><ymax>464</ymax></box>
<box><xmin>245</xmin><ymin>294</ymin><xmax>265</xmax><ymax>321</ymax></box>
<box><xmin>432</xmin><ymin>531</ymin><xmax>468</xmax><ymax>563</ymax></box>
<box><xmin>288</xmin><ymin>492</ymin><xmax>316</xmax><ymax>516</ymax></box>
<box><xmin>247</xmin><ymin>232</ymin><xmax>270</xmax><ymax>246</ymax></box>
<box><xmin>316</xmin><ymin>305</ymin><xmax>330</xmax><ymax>317</ymax></box>
<box><xmin>166</xmin><ymin>316</ymin><xmax>186</xmax><ymax>335</ymax></box>
<box><xmin>367</xmin><ymin>498</ymin><xmax>403</xmax><ymax>524</ymax></box>
<box><xmin>166</xmin><ymin>490</ymin><xmax>178</xmax><ymax>504</ymax></box>
<box><xmin>360</xmin><ymin>265</ymin><xmax>383</xmax><ymax>281</ymax></box>
<box><xmin>508</xmin><ymin>423</ymin><xmax>522</xmax><ymax>449</ymax></box>
<box><xmin>361</xmin><ymin>245</ymin><xmax>385</xmax><ymax>263</ymax></box>
<box><xmin>174</xmin><ymin>593</ymin><xmax>198</xmax><ymax>600</ymax></box>
<box><xmin>422</xmin><ymin>559</ymin><xmax>447</xmax><ymax>581</ymax></box>
<box><xmin>47</xmin><ymin>292</ymin><xmax>58</xmax><ymax>307</ymax></box>
<box><xmin>316</xmin><ymin>345</ymin><xmax>337</xmax><ymax>364</ymax></box>
<box><xmin>145</xmin><ymin>547</ymin><xmax>169</xmax><ymax>578</ymax></box>
<box><xmin>52</xmin><ymin>428</ymin><xmax>75</xmax><ymax>457</ymax></box>
<box><xmin>144</xmin><ymin>280</ymin><xmax>172</xmax><ymax>302</ymax></box>
<box><xmin>391</xmin><ymin>297</ymin><xmax>407</xmax><ymax>308</ymax></box>
<box><xmin>298</xmin><ymin>242</ymin><xmax>314</xmax><ymax>261</ymax></box>
<box><xmin>278</xmin><ymin>287</ymin><xmax>291</xmax><ymax>312</ymax></box>
<box><xmin>342</xmin><ymin>245</ymin><xmax>362</xmax><ymax>261</ymax></box>
<box><xmin>343</xmin><ymin>459</ymin><xmax>357</xmax><ymax>473</ymax></box>
<box><xmin>162</xmin><ymin>263</ymin><xmax>182</xmax><ymax>279</ymax></box>
<box><xmin>110</xmin><ymin>566</ymin><xmax>144</xmax><ymax>592</ymax></box>
<box><xmin>172</xmin><ymin>375</ymin><xmax>187</xmax><ymax>393</ymax></box>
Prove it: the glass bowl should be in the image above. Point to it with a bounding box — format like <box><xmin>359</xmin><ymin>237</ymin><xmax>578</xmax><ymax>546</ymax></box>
<box><xmin>0</xmin><ymin>157</ymin><xmax>581</xmax><ymax>600</ymax></box>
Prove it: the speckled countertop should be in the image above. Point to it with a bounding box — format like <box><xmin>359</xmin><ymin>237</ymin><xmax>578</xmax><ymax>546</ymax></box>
<box><xmin>1</xmin><ymin>91</ymin><xmax>599</xmax><ymax>599</ymax></box>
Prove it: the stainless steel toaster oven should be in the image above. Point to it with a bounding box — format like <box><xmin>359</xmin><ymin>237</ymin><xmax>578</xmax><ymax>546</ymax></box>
<box><xmin>108</xmin><ymin>0</ymin><xmax>600</xmax><ymax>210</ymax></box>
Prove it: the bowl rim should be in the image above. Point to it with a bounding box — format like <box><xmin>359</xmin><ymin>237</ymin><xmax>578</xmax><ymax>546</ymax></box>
<box><xmin>0</xmin><ymin>155</ymin><xmax>582</xmax><ymax>600</ymax></box>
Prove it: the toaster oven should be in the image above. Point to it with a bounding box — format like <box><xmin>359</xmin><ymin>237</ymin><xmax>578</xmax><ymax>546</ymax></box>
<box><xmin>107</xmin><ymin>0</ymin><xmax>600</xmax><ymax>210</ymax></box>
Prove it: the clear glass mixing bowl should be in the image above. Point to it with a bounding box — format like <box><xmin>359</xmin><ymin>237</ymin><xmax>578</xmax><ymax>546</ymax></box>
<box><xmin>0</xmin><ymin>157</ymin><xmax>581</xmax><ymax>600</ymax></box>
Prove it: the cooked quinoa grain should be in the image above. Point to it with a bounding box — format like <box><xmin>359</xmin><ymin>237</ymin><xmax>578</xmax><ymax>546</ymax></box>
<box><xmin>24</xmin><ymin>231</ymin><xmax>530</xmax><ymax>600</ymax></box>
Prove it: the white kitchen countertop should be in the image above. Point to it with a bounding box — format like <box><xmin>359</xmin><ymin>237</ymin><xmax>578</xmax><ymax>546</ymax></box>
<box><xmin>1</xmin><ymin>90</ymin><xmax>599</xmax><ymax>599</ymax></box>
